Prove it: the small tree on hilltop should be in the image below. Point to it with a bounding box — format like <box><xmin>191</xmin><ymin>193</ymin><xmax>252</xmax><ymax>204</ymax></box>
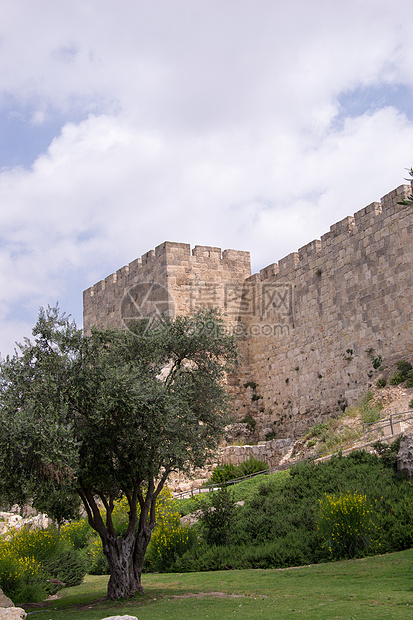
<box><xmin>398</xmin><ymin>167</ymin><xmax>413</xmax><ymax>206</ymax></box>
<box><xmin>0</xmin><ymin>306</ymin><xmax>238</xmax><ymax>599</ymax></box>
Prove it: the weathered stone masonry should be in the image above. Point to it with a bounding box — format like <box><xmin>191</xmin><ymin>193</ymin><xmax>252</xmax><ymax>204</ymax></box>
<box><xmin>84</xmin><ymin>183</ymin><xmax>413</xmax><ymax>439</ymax></box>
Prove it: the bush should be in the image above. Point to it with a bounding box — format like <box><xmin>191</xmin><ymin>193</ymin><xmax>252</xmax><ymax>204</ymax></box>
<box><xmin>1</xmin><ymin>527</ymin><xmax>87</xmax><ymax>600</ymax></box>
<box><xmin>396</xmin><ymin>360</ymin><xmax>413</xmax><ymax>375</ymax></box>
<box><xmin>8</xmin><ymin>528</ymin><xmax>62</xmax><ymax>566</ymax></box>
<box><xmin>390</xmin><ymin>360</ymin><xmax>413</xmax><ymax>385</ymax></box>
<box><xmin>373</xmin><ymin>438</ymin><xmax>401</xmax><ymax>470</ymax></box>
<box><xmin>87</xmin><ymin>538</ymin><xmax>108</xmax><ymax>575</ymax></box>
<box><xmin>60</xmin><ymin>518</ymin><xmax>94</xmax><ymax>550</ymax></box>
<box><xmin>43</xmin><ymin>547</ymin><xmax>86</xmax><ymax>587</ymax></box>
<box><xmin>376</xmin><ymin>378</ymin><xmax>387</xmax><ymax>388</ymax></box>
<box><xmin>210</xmin><ymin>463</ymin><xmax>239</xmax><ymax>484</ymax></box>
<box><xmin>172</xmin><ymin>451</ymin><xmax>413</xmax><ymax>573</ymax></box>
<box><xmin>317</xmin><ymin>492</ymin><xmax>379</xmax><ymax>559</ymax></box>
<box><xmin>199</xmin><ymin>486</ymin><xmax>236</xmax><ymax>547</ymax></box>
<box><xmin>145</xmin><ymin>489</ymin><xmax>198</xmax><ymax>572</ymax></box>
<box><xmin>0</xmin><ymin>545</ymin><xmax>47</xmax><ymax>604</ymax></box>
<box><xmin>210</xmin><ymin>457</ymin><xmax>269</xmax><ymax>484</ymax></box>
<box><xmin>390</xmin><ymin>372</ymin><xmax>405</xmax><ymax>386</ymax></box>
<box><xmin>307</xmin><ymin>422</ymin><xmax>329</xmax><ymax>438</ymax></box>
<box><xmin>146</xmin><ymin>522</ymin><xmax>198</xmax><ymax>572</ymax></box>
<box><xmin>237</xmin><ymin>457</ymin><xmax>269</xmax><ymax>477</ymax></box>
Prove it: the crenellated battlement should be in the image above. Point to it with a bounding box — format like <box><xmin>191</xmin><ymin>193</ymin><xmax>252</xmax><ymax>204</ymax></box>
<box><xmin>83</xmin><ymin>241</ymin><xmax>251</xmax><ymax>333</ymax></box>
<box><xmin>253</xmin><ymin>184</ymin><xmax>412</xmax><ymax>285</ymax></box>
<box><xmin>83</xmin><ymin>182</ymin><xmax>413</xmax><ymax>439</ymax></box>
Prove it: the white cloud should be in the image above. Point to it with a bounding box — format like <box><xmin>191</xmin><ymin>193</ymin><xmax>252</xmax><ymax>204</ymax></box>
<box><xmin>1</xmin><ymin>0</ymin><xmax>413</xmax><ymax>356</ymax></box>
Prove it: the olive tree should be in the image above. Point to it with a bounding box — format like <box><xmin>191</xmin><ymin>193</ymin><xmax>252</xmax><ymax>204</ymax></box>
<box><xmin>0</xmin><ymin>306</ymin><xmax>238</xmax><ymax>599</ymax></box>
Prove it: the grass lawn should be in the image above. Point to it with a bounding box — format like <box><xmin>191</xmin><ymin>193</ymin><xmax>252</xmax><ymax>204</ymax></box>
<box><xmin>23</xmin><ymin>548</ymin><xmax>413</xmax><ymax>620</ymax></box>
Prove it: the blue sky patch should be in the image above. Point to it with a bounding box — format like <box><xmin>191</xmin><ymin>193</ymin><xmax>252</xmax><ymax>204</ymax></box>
<box><xmin>0</xmin><ymin>99</ymin><xmax>87</xmax><ymax>169</ymax></box>
<box><xmin>337</xmin><ymin>83</ymin><xmax>413</xmax><ymax>122</ymax></box>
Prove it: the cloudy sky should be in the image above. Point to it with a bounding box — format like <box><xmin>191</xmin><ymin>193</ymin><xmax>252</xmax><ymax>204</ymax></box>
<box><xmin>1</xmin><ymin>0</ymin><xmax>413</xmax><ymax>357</ymax></box>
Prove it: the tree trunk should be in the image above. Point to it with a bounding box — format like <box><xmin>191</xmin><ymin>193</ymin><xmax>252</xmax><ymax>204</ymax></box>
<box><xmin>102</xmin><ymin>533</ymin><xmax>139</xmax><ymax>599</ymax></box>
<box><xmin>133</xmin><ymin>523</ymin><xmax>152</xmax><ymax>593</ymax></box>
<box><xmin>102</xmin><ymin>527</ymin><xmax>152</xmax><ymax>599</ymax></box>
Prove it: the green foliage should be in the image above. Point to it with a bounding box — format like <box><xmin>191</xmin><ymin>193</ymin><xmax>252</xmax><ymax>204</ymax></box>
<box><xmin>307</xmin><ymin>422</ymin><xmax>329</xmax><ymax>438</ymax></box>
<box><xmin>371</xmin><ymin>355</ymin><xmax>383</xmax><ymax>369</ymax></box>
<box><xmin>376</xmin><ymin>377</ymin><xmax>387</xmax><ymax>388</ymax></box>
<box><xmin>146</xmin><ymin>520</ymin><xmax>198</xmax><ymax>572</ymax></box>
<box><xmin>11</xmin><ymin>528</ymin><xmax>86</xmax><ymax>586</ymax></box>
<box><xmin>199</xmin><ymin>486</ymin><xmax>236</xmax><ymax>546</ymax></box>
<box><xmin>176</xmin><ymin>451</ymin><xmax>413</xmax><ymax>573</ymax></box>
<box><xmin>236</xmin><ymin>456</ymin><xmax>269</xmax><ymax>477</ymax></box>
<box><xmin>0</xmin><ymin>527</ymin><xmax>87</xmax><ymax>602</ymax></box>
<box><xmin>352</xmin><ymin>391</ymin><xmax>383</xmax><ymax>424</ymax></box>
<box><xmin>390</xmin><ymin>360</ymin><xmax>413</xmax><ymax>385</ymax></box>
<box><xmin>373</xmin><ymin>438</ymin><xmax>401</xmax><ymax>470</ymax></box>
<box><xmin>0</xmin><ymin>545</ymin><xmax>47</xmax><ymax>604</ymax></box>
<box><xmin>397</xmin><ymin>168</ymin><xmax>413</xmax><ymax>206</ymax></box>
<box><xmin>60</xmin><ymin>518</ymin><xmax>94</xmax><ymax>551</ymax></box>
<box><xmin>210</xmin><ymin>456</ymin><xmax>269</xmax><ymax>484</ymax></box>
<box><xmin>317</xmin><ymin>492</ymin><xmax>379</xmax><ymax>559</ymax></box>
<box><xmin>43</xmin><ymin>547</ymin><xmax>86</xmax><ymax>587</ymax></box>
<box><xmin>409</xmin><ymin>399</ymin><xmax>413</xmax><ymax>409</ymax></box>
<box><xmin>210</xmin><ymin>463</ymin><xmax>238</xmax><ymax>484</ymax></box>
<box><xmin>87</xmin><ymin>538</ymin><xmax>108</xmax><ymax>575</ymax></box>
<box><xmin>0</xmin><ymin>305</ymin><xmax>238</xmax><ymax>599</ymax></box>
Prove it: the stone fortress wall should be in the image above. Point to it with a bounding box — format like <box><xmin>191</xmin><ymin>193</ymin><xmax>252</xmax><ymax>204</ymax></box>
<box><xmin>83</xmin><ymin>183</ymin><xmax>413</xmax><ymax>439</ymax></box>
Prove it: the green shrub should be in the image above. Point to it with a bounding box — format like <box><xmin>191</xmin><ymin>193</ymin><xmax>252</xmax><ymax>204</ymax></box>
<box><xmin>173</xmin><ymin>451</ymin><xmax>413</xmax><ymax>573</ymax></box>
<box><xmin>317</xmin><ymin>492</ymin><xmax>379</xmax><ymax>559</ymax></box>
<box><xmin>211</xmin><ymin>457</ymin><xmax>268</xmax><ymax>484</ymax></box>
<box><xmin>373</xmin><ymin>438</ymin><xmax>401</xmax><ymax>470</ymax></box>
<box><xmin>210</xmin><ymin>463</ymin><xmax>239</xmax><ymax>484</ymax></box>
<box><xmin>43</xmin><ymin>547</ymin><xmax>86</xmax><ymax>587</ymax></box>
<box><xmin>376</xmin><ymin>378</ymin><xmax>387</xmax><ymax>388</ymax></box>
<box><xmin>371</xmin><ymin>355</ymin><xmax>383</xmax><ymax>370</ymax></box>
<box><xmin>8</xmin><ymin>528</ymin><xmax>61</xmax><ymax>565</ymax></box>
<box><xmin>405</xmin><ymin>371</ymin><xmax>413</xmax><ymax>388</ymax></box>
<box><xmin>146</xmin><ymin>522</ymin><xmax>198</xmax><ymax>572</ymax></box>
<box><xmin>358</xmin><ymin>392</ymin><xmax>383</xmax><ymax>424</ymax></box>
<box><xmin>390</xmin><ymin>361</ymin><xmax>413</xmax><ymax>385</ymax></box>
<box><xmin>60</xmin><ymin>518</ymin><xmax>93</xmax><ymax>550</ymax></box>
<box><xmin>86</xmin><ymin>538</ymin><xmax>108</xmax><ymax>575</ymax></box>
<box><xmin>199</xmin><ymin>486</ymin><xmax>236</xmax><ymax>546</ymax></box>
<box><xmin>409</xmin><ymin>399</ymin><xmax>413</xmax><ymax>409</ymax></box>
<box><xmin>307</xmin><ymin>422</ymin><xmax>329</xmax><ymax>438</ymax></box>
<box><xmin>0</xmin><ymin>544</ymin><xmax>48</xmax><ymax>604</ymax></box>
<box><xmin>396</xmin><ymin>360</ymin><xmax>413</xmax><ymax>375</ymax></box>
<box><xmin>6</xmin><ymin>528</ymin><xmax>87</xmax><ymax>592</ymax></box>
<box><xmin>237</xmin><ymin>457</ymin><xmax>269</xmax><ymax>477</ymax></box>
<box><xmin>390</xmin><ymin>372</ymin><xmax>405</xmax><ymax>385</ymax></box>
